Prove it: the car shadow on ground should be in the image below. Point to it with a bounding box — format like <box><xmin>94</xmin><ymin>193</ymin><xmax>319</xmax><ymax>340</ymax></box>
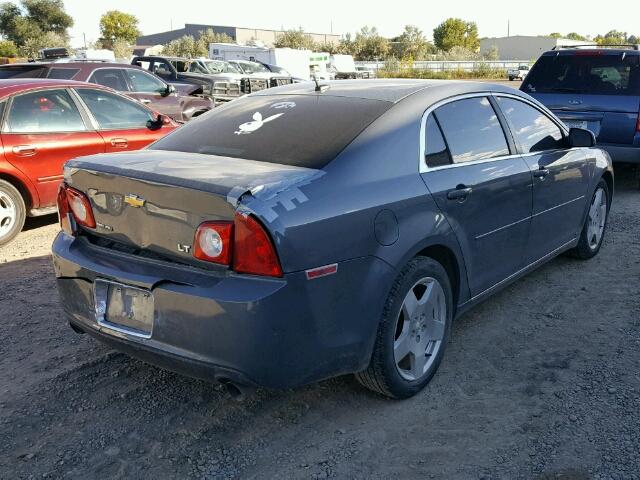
<box><xmin>23</xmin><ymin>213</ymin><xmax>58</xmax><ymax>232</ymax></box>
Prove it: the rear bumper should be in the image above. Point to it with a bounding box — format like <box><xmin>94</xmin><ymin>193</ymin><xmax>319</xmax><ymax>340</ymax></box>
<box><xmin>598</xmin><ymin>144</ymin><xmax>640</xmax><ymax>164</ymax></box>
<box><xmin>52</xmin><ymin>233</ymin><xmax>393</xmax><ymax>389</ymax></box>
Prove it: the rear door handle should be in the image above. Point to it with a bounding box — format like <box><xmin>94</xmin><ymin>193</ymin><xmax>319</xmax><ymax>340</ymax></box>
<box><xmin>140</xmin><ymin>99</ymin><xmax>152</xmax><ymax>104</ymax></box>
<box><xmin>533</xmin><ymin>168</ymin><xmax>550</xmax><ymax>179</ymax></box>
<box><xmin>446</xmin><ymin>186</ymin><xmax>473</xmax><ymax>201</ymax></box>
<box><xmin>110</xmin><ymin>138</ymin><xmax>128</xmax><ymax>148</ymax></box>
<box><xmin>12</xmin><ymin>145</ymin><xmax>37</xmax><ymax>156</ymax></box>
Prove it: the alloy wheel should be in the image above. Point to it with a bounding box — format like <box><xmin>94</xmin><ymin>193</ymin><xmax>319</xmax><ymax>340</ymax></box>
<box><xmin>587</xmin><ymin>186</ymin><xmax>607</xmax><ymax>250</ymax></box>
<box><xmin>0</xmin><ymin>191</ymin><xmax>16</xmax><ymax>240</ymax></box>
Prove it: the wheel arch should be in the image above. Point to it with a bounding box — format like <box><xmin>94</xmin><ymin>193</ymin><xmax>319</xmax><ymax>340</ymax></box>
<box><xmin>0</xmin><ymin>171</ymin><xmax>34</xmax><ymax>211</ymax></box>
<box><xmin>601</xmin><ymin>170</ymin><xmax>614</xmax><ymax>203</ymax></box>
<box><xmin>415</xmin><ymin>244</ymin><xmax>462</xmax><ymax>316</ymax></box>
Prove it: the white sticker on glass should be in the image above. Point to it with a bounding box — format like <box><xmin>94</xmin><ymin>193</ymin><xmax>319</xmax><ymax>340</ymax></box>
<box><xmin>234</xmin><ymin>112</ymin><xmax>284</xmax><ymax>135</ymax></box>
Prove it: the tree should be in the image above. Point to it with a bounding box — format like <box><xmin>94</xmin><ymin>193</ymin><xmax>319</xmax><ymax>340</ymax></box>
<box><xmin>391</xmin><ymin>25</ymin><xmax>432</xmax><ymax>60</ymax></box>
<box><xmin>195</xmin><ymin>28</ymin><xmax>233</xmax><ymax>56</ymax></box>
<box><xmin>99</xmin><ymin>10</ymin><xmax>140</xmax><ymax>48</ymax></box>
<box><xmin>163</xmin><ymin>29</ymin><xmax>233</xmax><ymax>58</ymax></box>
<box><xmin>274</xmin><ymin>28</ymin><xmax>315</xmax><ymax>50</ymax></box>
<box><xmin>112</xmin><ymin>38</ymin><xmax>133</xmax><ymax>59</ymax></box>
<box><xmin>0</xmin><ymin>0</ymin><xmax>72</xmax><ymax>46</ymax></box>
<box><xmin>433</xmin><ymin>18</ymin><xmax>479</xmax><ymax>52</ymax></box>
<box><xmin>0</xmin><ymin>39</ymin><xmax>17</xmax><ymax>56</ymax></box>
<box><xmin>548</xmin><ymin>32</ymin><xmax>562</xmax><ymax>39</ymax></box>
<box><xmin>566</xmin><ymin>32</ymin><xmax>588</xmax><ymax>41</ymax></box>
<box><xmin>353</xmin><ymin>26</ymin><xmax>389</xmax><ymax>60</ymax></box>
<box><xmin>595</xmin><ymin>30</ymin><xmax>629</xmax><ymax>45</ymax></box>
<box><xmin>19</xmin><ymin>30</ymin><xmax>68</xmax><ymax>58</ymax></box>
<box><xmin>313</xmin><ymin>40</ymin><xmax>341</xmax><ymax>54</ymax></box>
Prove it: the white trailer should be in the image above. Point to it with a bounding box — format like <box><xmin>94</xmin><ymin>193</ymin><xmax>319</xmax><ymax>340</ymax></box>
<box><xmin>209</xmin><ymin>43</ymin><xmax>312</xmax><ymax>80</ymax></box>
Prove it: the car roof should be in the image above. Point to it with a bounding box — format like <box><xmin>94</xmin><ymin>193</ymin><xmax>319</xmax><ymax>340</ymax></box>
<box><xmin>0</xmin><ymin>78</ymin><xmax>108</xmax><ymax>98</ymax></box>
<box><xmin>541</xmin><ymin>47</ymin><xmax>640</xmax><ymax>56</ymax></box>
<box><xmin>252</xmin><ymin>79</ymin><xmax>523</xmax><ymax>103</ymax></box>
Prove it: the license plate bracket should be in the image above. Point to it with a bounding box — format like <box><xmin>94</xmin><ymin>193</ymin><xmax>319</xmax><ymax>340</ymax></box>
<box><xmin>94</xmin><ymin>279</ymin><xmax>154</xmax><ymax>338</ymax></box>
<box><xmin>564</xmin><ymin>119</ymin><xmax>589</xmax><ymax>130</ymax></box>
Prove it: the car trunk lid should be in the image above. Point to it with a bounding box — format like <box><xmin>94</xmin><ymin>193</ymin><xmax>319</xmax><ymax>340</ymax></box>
<box><xmin>64</xmin><ymin>150</ymin><xmax>318</xmax><ymax>268</ymax></box>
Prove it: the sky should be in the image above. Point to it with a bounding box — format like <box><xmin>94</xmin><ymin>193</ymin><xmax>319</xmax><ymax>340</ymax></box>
<box><xmin>64</xmin><ymin>0</ymin><xmax>640</xmax><ymax>47</ymax></box>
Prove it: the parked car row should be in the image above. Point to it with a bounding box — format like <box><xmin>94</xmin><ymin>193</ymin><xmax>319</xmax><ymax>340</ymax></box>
<box><xmin>0</xmin><ymin>79</ymin><xmax>176</xmax><ymax>246</ymax></box>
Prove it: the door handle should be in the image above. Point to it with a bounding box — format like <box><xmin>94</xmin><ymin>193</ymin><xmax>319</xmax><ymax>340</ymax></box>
<box><xmin>110</xmin><ymin>138</ymin><xmax>128</xmax><ymax>148</ymax></box>
<box><xmin>140</xmin><ymin>99</ymin><xmax>152</xmax><ymax>104</ymax></box>
<box><xmin>12</xmin><ymin>145</ymin><xmax>37</xmax><ymax>156</ymax></box>
<box><xmin>533</xmin><ymin>168</ymin><xmax>550</xmax><ymax>179</ymax></box>
<box><xmin>446</xmin><ymin>186</ymin><xmax>473</xmax><ymax>201</ymax></box>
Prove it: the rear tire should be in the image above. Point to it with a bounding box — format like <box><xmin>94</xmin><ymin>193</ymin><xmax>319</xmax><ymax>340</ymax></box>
<box><xmin>355</xmin><ymin>257</ymin><xmax>453</xmax><ymax>399</ymax></box>
<box><xmin>567</xmin><ymin>179</ymin><xmax>609</xmax><ymax>259</ymax></box>
<box><xmin>0</xmin><ymin>179</ymin><xmax>26</xmax><ymax>247</ymax></box>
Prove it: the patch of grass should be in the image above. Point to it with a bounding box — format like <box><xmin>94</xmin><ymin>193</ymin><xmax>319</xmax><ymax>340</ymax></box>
<box><xmin>377</xmin><ymin>67</ymin><xmax>507</xmax><ymax>80</ymax></box>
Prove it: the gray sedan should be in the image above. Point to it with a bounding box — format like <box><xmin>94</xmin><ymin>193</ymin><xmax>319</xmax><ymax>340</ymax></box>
<box><xmin>52</xmin><ymin>80</ymin><xmax>613</xmax><ymax>399</ymax></box>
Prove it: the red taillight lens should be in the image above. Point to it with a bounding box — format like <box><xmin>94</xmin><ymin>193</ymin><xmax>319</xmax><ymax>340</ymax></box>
<box><xmin>232</xmin><ymin>213</ymin><xmax>282</xmax><ymax>277</ymax></box>
<box><xmin>193</xmin><ymin>221</ymin><xmax>233</xmax><ymax>264</ymax></box>
<box><xmin>636</xmin><ymin>113</ymin><xmax>640</xmax><ymax>133</ymax></box>
<box><xmin>65</xmin><ymin>186</ymin><xmax>96</xmax><ymax>229</ymax></box>
<box><xmin>57</xmin><ymin>183</ymin><xmax>73</xmax><ymax>235</ymax></box>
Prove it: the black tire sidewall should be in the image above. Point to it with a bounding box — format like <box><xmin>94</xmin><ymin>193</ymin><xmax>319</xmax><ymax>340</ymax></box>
<box><xmin>581</xmin><ymin>179</ymin><xmax>610</xmax><ymax>257</ymax></box>
<box><xmin>0</xmin><ymin>180</ymin><xmax>26</xmax><ymax>247</ymax></box>
<box><xmin>379</xmin><ymin>257</ymin><xmax>453</xmax><ymax>398</ymax></box>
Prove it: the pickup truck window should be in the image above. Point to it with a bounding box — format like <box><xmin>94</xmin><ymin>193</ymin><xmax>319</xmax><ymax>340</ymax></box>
<box><xmin>150</xmin><ymin>95</ymin><xmax>391</xmax><ymax>169</ymax></box>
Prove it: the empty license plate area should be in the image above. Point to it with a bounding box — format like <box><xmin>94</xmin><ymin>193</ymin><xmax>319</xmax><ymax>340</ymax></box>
<box><xmin>94</xmin><ymin>279</ymin><xmax>154</xmax><ymax>338</ymax></box>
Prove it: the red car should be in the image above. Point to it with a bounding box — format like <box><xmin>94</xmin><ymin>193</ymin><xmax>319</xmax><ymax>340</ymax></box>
<box><xmin>0</xmin><ymin>78</ymin><xmax>177</xmax><ymax>246</ymax></box>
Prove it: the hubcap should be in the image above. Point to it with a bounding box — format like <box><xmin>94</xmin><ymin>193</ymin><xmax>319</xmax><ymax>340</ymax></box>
<box><xmin>586</xmin><ymin>187</ymin><xmax>607</xmax><ymax>250</ymax></box>
<box><xmin>393</xmin><ymin>276</ymin><xmax>446</xmax><ymax>381</ymax></box>
<box><xmin>0</xmin><ymin>191</ymin><xmax>16</xmax><ymax>239</ymax></box>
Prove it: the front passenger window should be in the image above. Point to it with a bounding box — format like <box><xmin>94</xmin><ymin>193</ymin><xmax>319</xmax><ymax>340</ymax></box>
<box><xmin>496</xmin><ymin>97</ymin><xmax>564</xmax><ymax>153</ymax></box>
<box><xmin>435</xmin><ymin>97</ymin><xmax>510</xmax><ymax>164</ymax></box>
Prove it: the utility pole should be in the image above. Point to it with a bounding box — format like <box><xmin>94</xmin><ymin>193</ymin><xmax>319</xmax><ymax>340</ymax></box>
<box><xmin>83</xmin><ymin>33</ymin><xmax>86</xmax><ymax>49</ymax></box>
<box><xmin>507</xmin><ymin>20</ymin><xmax>510</xmax><ymax>38</ymax></box>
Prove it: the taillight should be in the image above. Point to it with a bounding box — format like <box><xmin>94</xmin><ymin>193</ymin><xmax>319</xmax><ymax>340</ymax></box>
<box><xmin>636</xmin><ymin>113</ymin><xmax>640</xmax><ymax>133</ymax></box>
<box><xmin>232</xmin><ymin>212</ymin><xmax>282</xmax><ymax>277</ymax></box>
<box><xmin>65</xmin><ymin>186</ymin><xmax>96</xmax><ymax>228</ymax></box>
<box><xmin>57</xmin><ymin>183</ymin><xmax>73</xmax><ymax>235</ymax></box>
<box><xmin>193</xmin><ymin>221</ymin><xmax>233</xmax><ymax>265</ymax></box>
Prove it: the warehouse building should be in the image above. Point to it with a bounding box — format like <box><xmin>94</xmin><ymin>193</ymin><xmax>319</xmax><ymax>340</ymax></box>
<box><xmin>480</xmin><ymin>35</ymin><xmax>591</xmax><ymax>60</ymax></box>
<box><xmin>137</xmin><ymin>24</ymin><xmax>341</xmax><ymax>49</ymax></box>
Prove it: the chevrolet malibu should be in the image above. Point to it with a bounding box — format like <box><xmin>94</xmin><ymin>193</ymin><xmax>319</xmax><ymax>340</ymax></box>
<box><xmin>52</xmin><ymin>80</ymin><xmax>613</xmax><ymax>399</ymax></box>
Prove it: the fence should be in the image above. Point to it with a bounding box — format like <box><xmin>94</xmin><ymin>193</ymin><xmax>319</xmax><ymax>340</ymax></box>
<box><xmin>356</xmin><ymin>60</ymin><xmax>530</xmax><ymax>72</ymax></box>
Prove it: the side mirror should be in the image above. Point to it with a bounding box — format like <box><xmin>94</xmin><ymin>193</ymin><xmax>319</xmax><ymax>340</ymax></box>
<box><xmin>161</xmin><ymin>84</ymin><xmax>176</xmax><ymax>97</ymax></box>
<box><xmin>568</xmin><ymin>127</ymin><xmax>596</xmax><ymax>148</ymax></box>
<box><xmin>146</xmin><ymin>114</ymin><xmax>171</xmax><ymax>131</ymax></box>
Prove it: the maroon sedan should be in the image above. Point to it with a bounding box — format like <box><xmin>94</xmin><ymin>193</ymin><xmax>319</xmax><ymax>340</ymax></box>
<box><xmin>0</xmin><ymin>78</ymin><xmax>177</xmax><ymax>246</ymax></box>
<box><xmin>0</xmin><ymin>62</ymin><xmax>214</xmax><ymax>122</ymax></box>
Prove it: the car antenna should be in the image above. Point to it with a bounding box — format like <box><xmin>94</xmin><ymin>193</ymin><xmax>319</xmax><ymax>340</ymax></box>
<box><xmin>312</xmin><ymin>74</ymin><xmax>329</xmax><ymax>93</ymax></box>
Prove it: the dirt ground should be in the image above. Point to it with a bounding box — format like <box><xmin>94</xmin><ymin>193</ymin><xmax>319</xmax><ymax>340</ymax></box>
<box><xmin>1</xmin><ymin>166</ymin><xmax>639</xmax><ymax>480</ymax></box>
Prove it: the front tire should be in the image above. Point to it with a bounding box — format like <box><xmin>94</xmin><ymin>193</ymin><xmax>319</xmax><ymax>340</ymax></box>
<box><xmin>0</xmin><ymin>179</ymin><xmax>26</xmax><ymax>247</ymax></box>
<box><xmin>356</xmin><ymin>257</ymin><xmax>453</xmax><ymax>399</ymax></box>
<box><xmin>567</xmin><ymin>179</ymin><xmax>609</xmax><ymax>259</ymax></box>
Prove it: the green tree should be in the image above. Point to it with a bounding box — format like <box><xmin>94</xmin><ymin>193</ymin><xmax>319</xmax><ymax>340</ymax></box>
<box><xmin>353</xmin><ymin>26</ymin><xmax>389</xmax><ymax>60</ymax></box>
<box><xmin>195</xmin><ymin>28</ymin><xmax>233</xmax><ymax>56</ymax></box>
<box><xmin>391</xmin><ymin>25</ymin><xmax>432</xmax><ymax>60</ymax></box>
<box><xmin>99</xmin><ymin>10</ymin><xmax>140</xmax><ymax>48</ymax></box>
<box><xmin>338</xmin><ymin>32</ymin><xmax>360</xmax><ymax>57</ymax></box>
<box><xmin>548</xmin><ymin>32</ymin><xmax>562</xmax><ymax>38</ymax></box>
<box><xmin>313</xmin><ymin>40</ymin><xmax>341</xmax><ymax>54</ymax></box>
<box><xmin>433</xmin><ymin>18</ymin><xmax>479</xmax><ymax>52</ymax></box>
<box><xmin>19</xmin><ymin>30</ymin><xmax>68</xmax><ymax>58</ymax></box>
<box><xmin>0</xmin><ymin>0</ymin><xmax>72</xmax><ymax>46</ymax></box>
<box><xmin>163</xmin><ymin>29</ymin><xmax>233</xmax><ymax>58</ymax></box>
<box><xmin>0</xmin><ymin>38</ymin><xmax>17</xmax><ymax>56</ymax></box>
<box><xmin>274</xmin><ymin>28</ymin><xmax>315</xmax><ymax>50</ymax></box>
<box><xmin>112</xmin><ymin>37</ymin><xmax>133</xmax><ymax>59</ymax></box>
<box><xmin>566</xmin><ymin>32</ymin><xmax>588</xmax><ymax>41</ymax></box>
<box><xmin>595</xmin><ymin>30</ymin><xmax>629</xmax><ymax>45</ymax></box>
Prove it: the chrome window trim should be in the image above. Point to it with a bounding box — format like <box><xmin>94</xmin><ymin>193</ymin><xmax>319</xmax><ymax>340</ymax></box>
<box><xmin>419</xmin><ymin>91</ymin><xmax>570</xmax><ymax>174</ymax></box>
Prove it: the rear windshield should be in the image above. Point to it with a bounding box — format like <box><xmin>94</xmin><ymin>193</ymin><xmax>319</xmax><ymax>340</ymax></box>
<box><xmin>0</xmin><ymin>65</ymin><xmax>47</xmax><ymax>79</ymax></box>
<box><xmin>524</xmin><ymin>53</ymin><xmax>640</xmax><ymax>95</ymax></box>
<box><xmin>150</xmin><ymin>95</ymin><xmax>391</xmax><ymax>169</ymax></box>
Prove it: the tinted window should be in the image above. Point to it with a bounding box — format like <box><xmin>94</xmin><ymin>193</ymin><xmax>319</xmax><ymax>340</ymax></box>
<box><xmin>126</xmin><ymin>69</ymin><xmax>166</xmax><ymax>93</ymax></box>
<box><xmin>152</xmin><ymin>61</ymin><xmax>174</xmax><ymax>77</ymax></box>
<box><xmin>0</xmin><ymin>65</ymin><xmax>46</xmax><ymax>79</ymax></box>
<box><xmin>47</xmin><ymin>68</ymin><xmax>79</xmax><ymax>80</ymax></box>
<box><xmin>524</xmin><ymin>54</ymin><xmax>640</xmax><ymax>95</ymax></box>
<box><xmin>150</xmin><ymin>95</ymin><xmax>391</xmax><ymax>168</ymax></box>
<box><xmin>89</xmin><ymin>69</ymin><xmax>128</xmax><ymax>91</ymax></box>
<box><xmin>424</xmin><ymin>114</ymin><xmax>450</xmax><ymax>167</ymax></box>
<box><xmin>497</xmin><ymin>97</ymin><xmax>564</xmax><ymax>153</ymax></box>
<box><xmin>76</xmin><ymin>89</ymin><xmax>153</xmax><ymax>129</ymax></box>
<box><xmin>434</xmin><ymin>97</ymin><xmax>509</xmax><ymax>164</ymax></box>
<box><xmin>6</xmin><ymin>89</ymin><xmax>85</xmax><ymax>133</ymax></box>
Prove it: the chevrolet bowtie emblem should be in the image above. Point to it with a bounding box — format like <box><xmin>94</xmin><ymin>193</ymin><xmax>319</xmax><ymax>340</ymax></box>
<box><xmin>124</xmin><ymin>194</ymin><xmax>145</xmax><ymax>208</ymax></box>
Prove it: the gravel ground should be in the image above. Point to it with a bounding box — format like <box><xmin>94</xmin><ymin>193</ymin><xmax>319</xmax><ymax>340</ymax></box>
<box><xmin>0</xmin><ymin>166</ymin><xmax>639</xmax><ymax>480</ymax></box>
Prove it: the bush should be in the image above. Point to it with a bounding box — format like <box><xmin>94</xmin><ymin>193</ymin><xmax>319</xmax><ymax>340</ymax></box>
<box><xmin>377</xmin><ymin>67</ymin><xmax>506</xmax><ymax>80</ymax></box>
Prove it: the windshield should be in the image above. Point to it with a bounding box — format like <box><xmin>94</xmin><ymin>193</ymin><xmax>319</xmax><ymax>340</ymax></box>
<box><xmin>150</xmin><ymin>95</ymin><xmax>391</xmax><ymax>169</ymax></box>
<box><xmin>202</xmin><ymin>60</ymin><xmax>241</xmax><ymax>74</ymax></box>
<box><xmin>524</xmin><ymin>54</ymin><xmax>640</xmax><ymax>95</ymax></box>
<box><xmin>237</xmin><ymin>61</ymin><xmax>270</xmax><ymax>74</ymax></box>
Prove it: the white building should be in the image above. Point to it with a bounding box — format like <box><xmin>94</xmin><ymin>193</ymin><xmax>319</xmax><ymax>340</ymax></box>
<box><xmin>480</xmin><ymin>36</ymin><xmax>592</xmax><ymax>61</ymax></box>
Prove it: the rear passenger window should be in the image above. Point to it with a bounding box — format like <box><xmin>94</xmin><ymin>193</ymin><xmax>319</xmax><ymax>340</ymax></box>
<box><xmin>47</xmin><ymin>68</ymin><xmax>79</xmax><ymax>80</ymax></box>
<box><xmin>497</xmin><ymin>97</ymin><xmax>564</xmax><ymax>153</ymax></box>
<box><xmin>89</xmin><ymin>69</ymin><xmax>128</xmax><ymax>91</ymax></box>
<box><xmin>424</xmin><ymin>114</ymin><xmax>450</xmax><ymax>167</ymax></box>
<box><xmin>6</xmin><ymin>89</ymin><xmax>85</xmax><ymax>133</ymax></box>
<box><xmin>435</xmin><ymin>97</ymin><xmax>509</xmax><ymax>164</ymax></box>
